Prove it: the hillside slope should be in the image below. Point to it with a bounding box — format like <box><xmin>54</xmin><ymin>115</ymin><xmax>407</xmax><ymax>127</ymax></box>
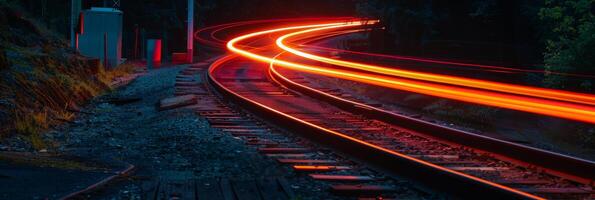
<box><xmin>0</xmin><ymin>3</ymin><xmax>131</xmax><ymax>150</ymax></box>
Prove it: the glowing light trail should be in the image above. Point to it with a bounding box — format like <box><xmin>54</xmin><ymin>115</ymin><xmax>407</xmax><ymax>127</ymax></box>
<box><xmin>301</xmin><ymin>45</ymin><xmax>595</xmax><ymax>79</ymax></box>
<box><xmin>276</xmin><ymin>24</ymin><xmax>595</xmax><ymax>106</ymax></box>
<box><xmin>226</xmin><ymin>20</ymin><xmax>595</xmax><ymax>124</ymax></box>
<box><xmin>209</xmin><ymin>54</ymin><xmax>545</xmax><ymax>200</ymax></box>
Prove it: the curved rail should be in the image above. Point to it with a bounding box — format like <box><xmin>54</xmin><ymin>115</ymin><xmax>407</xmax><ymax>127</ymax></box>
<box><xmin>269</xmin><ymin>55</ymin><xmax>595</xmax><ymax>184</ymax></box>
<box><xmin>207</xmin><ymin>54</ymin><xmax>542</xmax><ymax>200</ymax></box>
<box><xmin>199</xmin><ymin>19</ymin><xmax>594</xmax><ymax>199</ymax></box>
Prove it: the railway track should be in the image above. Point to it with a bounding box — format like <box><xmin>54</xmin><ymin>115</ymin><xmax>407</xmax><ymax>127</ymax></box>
<box><xmin>165</xmin><ymin>60</ymin><xmax>431</xmax><ymax>199</ymax></box>
<box><xmin>196</xmin><ymin>19</ymin><xmax>595</xmax><ymax>199</ymax></box>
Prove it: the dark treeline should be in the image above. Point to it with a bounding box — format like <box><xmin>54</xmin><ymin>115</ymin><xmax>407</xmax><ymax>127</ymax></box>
<box><xmin>12</xmin><ymin>0</ymin><xmax>594</xmax><ymax>90</ymax></box>
<box><xmin>15</xmin><ymin>0</ymin><xmax>355</xmax><ymax>59</ymax></box>
<box><xmin>355</xmin><ymin>0</ymin><xmax>593</xmax><ymax>90</ymax></box>
<box><xmin>357</xmin><ymin>0</ymin><xmax>543</xmax><ymax>66</ymax></box>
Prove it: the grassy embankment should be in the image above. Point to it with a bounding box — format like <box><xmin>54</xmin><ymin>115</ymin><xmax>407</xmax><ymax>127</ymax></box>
<box><xmin>0</xmin><ymin>2</ymin><xmax>134</xmax><ymax>150</ymax></box>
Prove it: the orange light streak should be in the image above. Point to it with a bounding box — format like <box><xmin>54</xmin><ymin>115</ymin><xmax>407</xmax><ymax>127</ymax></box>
<box><xmin>209</xmin><ymin>54</ymin><xmax>545</xmax><ymax>200</ymax></box>
<box><xmin>302</xmin><ymin>45</ymin><xmax>595</xmax><ymax>79</ymax></box>
<box><xmin>276</xmin><ymin>24</ymin><xmax>595</xmax><ymax>106</ymax></box>
<box><xmin>227</xmin><ymin>20</ymin><xmax>595</xmax><ymax>124</ymax></box>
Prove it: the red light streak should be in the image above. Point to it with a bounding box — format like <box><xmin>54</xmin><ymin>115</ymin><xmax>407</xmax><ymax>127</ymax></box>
<box><xmin>209</xmin><ymin>54</ymin><xmax>545</xmax><ymax>200</ymax></box>
<box><xmin>301</xmin><ymin>45</ymin><xmax>595</xmax><ymax>79</ymax></box>
<box><xmin>276</xmin><ymin>24</ymin><xmax>595</xmax><ymax>106</ymax></box>
<box><xmin>226</xmin><ymin>20</ymin><xmax>595</xmax><ymax>124</ymax></box>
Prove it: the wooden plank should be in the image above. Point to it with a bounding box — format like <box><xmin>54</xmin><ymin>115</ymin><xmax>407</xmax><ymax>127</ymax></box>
<box><xmin>409</xmin><ymin>155</ymin><xmax>459</xmax><ymax>159</ymax></box>
<box><xmin>266</xmin><ymin>154</ymin><xmax>309</xmax><ymax>158</ymax></box>
<box><xmin>196</xmin><ymin>179</ymin><xmax>224</xmax><ymax>200</ymax></box>
<box><xmin>276</xmin><ymin>178</ymin><xmax>295</xmax><ymax>199</ymax></box>
<box><xmin>521</xmin><ymin>187</ymin><xmax>592</xmax><ymax>194</ymax></box>
<box><xmin>198</xmin><ymin>112</ymin><xmax>237</xmax><ymax>116</ymax></box>
<box><xmin>205</xmin><ymin>116</ymin><xmax>243</xmax><ymax>119</ymax></box>
<box><xmin>277</xmin><ymin>159</ymin><xmax>337</xmax><ymax>164</ymax></box>
<box><xmin>141</xmin><ymin>179</ymin><xmax>160</xmax><ymax>200</ymax></box>
<box><xmin>221</xmin><ymin>128</ymin><xmax>266</xmax><ymax>132</ymax></box>
<box><xmin>430</xmin><ymin>160</ymin><xmax>479</xmax><ymax>165</ymax></box>
<box><xmin>292</xmin><ymin>165</ymin><xmax>351</xmax><ymax>171</ymax></box>
<box><xmin>246</xmin><ymin>140</ymin><xmax>279</xmax><ymax>146</ymax></box>
<box><xmin>155</xmin><ymin>180</ymin><xmax>196</xmax><ymax>200</ymax></box>
<box><xmin>175</xmin><ymin>82</ymin><xmax>200</xmax><ymax>86</ymax></box>
<box><xmin>219</xmin><ymin>178</ymin><xmax>235</xmax><ymax>200</ymax></box>
<box><xmin>230</xmin><ymin>132</ymin><xmax>266</xmax><ymax>137</ymax></box>
<box><xmin>159</xmin><ymin>95</ymin><xmax>197</xmax><ymax>111</ymax></box>
<box><xmin>211</xmin><ymin>125</ymin><xmax>262</xmax><ymax>129</ymax></box>
<box><xmin>330</xmin><ymin>184</ymin><xmax>396</xmax><ymax>195</ymax></box>
<box><xmin>258</xmin><ymin>148</ymin><xmax>310</xmax><ymax>154</ymax></box>
<box><xmin>208</xmin><ymin>121</ymin><xmax>255</xmax><ymax>126</ymax></box>
<box><xmin>256</xmin><ymin>178</ymin><xmax>287</xmax><ymax>200</ymax></box>
<box><xmin>232</xmin><ymin>180</ymin><xmax>262</xmax><ymax>200</ymax></box>
<box><xmin>496</xmin><ymin>179</ymin><xmax>551</xmax><ymax>185</ymax></box>
<box><xmin>309</xmin><ymin>174</ymin><xmax>376</xmax><ymax>182</ymax></box>
<box><xmin>448</xmin><ymin>167</ymin><xmax>510</xmax><ymax>171</ymax></box>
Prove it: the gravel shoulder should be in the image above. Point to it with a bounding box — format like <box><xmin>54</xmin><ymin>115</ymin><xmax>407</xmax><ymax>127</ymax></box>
<box><xmin>14</xmin><ymin>64</ymin><xmax>335</xmax><ymax>199</ymax></box>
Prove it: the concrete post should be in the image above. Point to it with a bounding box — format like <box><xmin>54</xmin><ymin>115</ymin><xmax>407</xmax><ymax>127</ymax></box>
<box><xmin>187</xmin><ymin>0</ymin><xmax>194</xmax><ymax>63</ymax></box>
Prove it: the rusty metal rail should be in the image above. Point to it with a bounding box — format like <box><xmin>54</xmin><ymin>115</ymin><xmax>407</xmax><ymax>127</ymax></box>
<box><xmin>207</xmin><ymin>55</ymin><xmax>545</xmax><ymax>199</ymax></box>
<box><xmin>269</xmin><ymin>64</ymin><xmax>595</xmax><ymax>185</ymax></box>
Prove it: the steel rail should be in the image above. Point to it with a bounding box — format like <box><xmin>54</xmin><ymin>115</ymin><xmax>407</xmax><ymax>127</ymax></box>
<box><xmin>226</xmin><ymin>21</ymin><xmax>595</xmax><ymax>125</ymax></box>
<box><xmin>198</xmin><ymin>19</ymin><xmax>592</xmax><ymax>199</ymax></box>
<box><xmin>269</xmin><ymin>57</ymin><xmax>595</xmax><ymax>185</ymax></box>
<box><xmin>276</xmin><ymin>24</ymin><xmax>595</xmax><ymax>107</ymax></box>
<box><xmin>269</xmin><ymin>23</ymin><xmax>595</xmax><ymax>183</ymax></box>
<box><xmin>207</xmin><ymin>54</ymin><xmax>542</xmax><ymax>200</ymax></box>
<box><xmin>221</xmin><ymin>20</ymin><xmax>595</xmax><ymax>180</ymax></box>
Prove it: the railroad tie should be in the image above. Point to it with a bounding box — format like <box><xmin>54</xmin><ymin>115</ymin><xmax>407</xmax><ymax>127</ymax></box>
<box><xmin>292</xmin><ymin>165</ymin><xmax>352</xmax><ymax>171</ymax></box>
<box><xmin>309</xmin><ymin>174</ymin><xmax>376</xmax><ymax>182</ymax></box>
<box><xmin>330</xmin><ymin>184</ymin><xmax>397</xmax><ymax>196</ymax></box>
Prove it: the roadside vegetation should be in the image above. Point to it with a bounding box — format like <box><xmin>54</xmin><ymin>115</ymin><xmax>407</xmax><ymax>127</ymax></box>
<box><xmin>347</xmin><ymin>0</ymin><xmax>595</xmax><ymax>158</ymax></box>
<box><xmin>355</xmin><ymin>0</ymin><xmax>593</xmax><ymax>92</ymax></box>
<box><xmin>0</xmin><ymin>2</ymin><xmax>134</xmax><ymax>149</ymax></box>
<box><xmin>539</xmin><ymin>0</ymin><xmax>594</xmax><ymax>90</ymax></box>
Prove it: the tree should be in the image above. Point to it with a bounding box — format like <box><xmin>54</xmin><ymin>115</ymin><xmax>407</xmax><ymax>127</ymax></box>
<box><xmin>539</xmin><ymin>0</ymin><xmax>594</xmax><ymax>90</ymax></box>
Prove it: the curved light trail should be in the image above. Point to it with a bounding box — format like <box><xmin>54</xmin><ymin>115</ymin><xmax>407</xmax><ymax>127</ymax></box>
<box><xmin>301</xmin><ymin>45</ymin><xmax>595</xmax><ymax>79</ymax></box>
<box><xmin>200</xmin><ymin>18</ymin><xmax>595</xmax><ymax>199</ymax></box>
<box><xmin>275</xmin><ymin>24</ymin><xmax>595</xmax><ymax>106</ymax></box>
<box><xmin>209</xmin><ymin>54</ymin><xmax>545</xmax><ymax>200</ymax></box>
<box><xmin>225</xmin><ymin>20</ymin><xmax>595</xmax><ymax>124</ymax></box>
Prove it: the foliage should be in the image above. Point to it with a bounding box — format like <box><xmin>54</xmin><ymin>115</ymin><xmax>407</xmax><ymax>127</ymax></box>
<box><xmin>354</xmin><ymin>0</ymin><xmax>544</xmax><ymax>65</ymax></box>
<box><xmin>539</xmin><ymin>0</ymin><xmax>594</xmax><ymax>90</ymax></box>
<box><xmin>0</xmin><ymin>3</ymin><xmax>133</xmax><ymax>139</ymax></box>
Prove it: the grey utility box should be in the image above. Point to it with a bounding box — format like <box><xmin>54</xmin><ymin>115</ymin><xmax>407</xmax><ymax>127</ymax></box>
<box><xmin>78</xmin><ymin>7</ymin><xmax>123</xmax><ymax>68</ymax></box>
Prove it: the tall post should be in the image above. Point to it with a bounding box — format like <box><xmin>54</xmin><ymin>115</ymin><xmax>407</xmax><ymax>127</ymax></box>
<box><xmin>134</xmin><ymin>25</ymin><xmax>139</xmax><ymax>59</ymax></box>
<box><xmin>187</xmin><ymin>0</ymin><xmax>194</xmax><ymax>63</ymax></box>
<box><xmin>104</xmin><ymin>32</ymin><xmax>109</xmax><ymax>68</ymax></box>
<box><xmin>70</xmin><ymin>0</ymin><xmax>81</xmax><ymax>48</ymax></box>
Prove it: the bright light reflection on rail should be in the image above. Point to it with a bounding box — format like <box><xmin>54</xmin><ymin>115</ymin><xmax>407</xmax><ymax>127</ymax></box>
<box><xmin>276</xmin><ymin>24</ymin><xmax>595</xmax><ymax>106</ymax></box>
<box><xmin>226</xmin><ymin>20</ymin><xmax>595</xmax><ymax>124</ymax></box>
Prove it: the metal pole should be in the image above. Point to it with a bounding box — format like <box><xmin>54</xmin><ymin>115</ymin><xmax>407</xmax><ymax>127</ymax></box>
<box><xmin>187</xmin><ymin>0</ymin><xmax>194</xmax><ymax>63</ymax></box>
<box><xmin>70</xmin><ymin>0</ymin><xmax>81</xmax><ymax>48</ymax></box>
<box><xmin>104</xmin><ymin>32</ymin><xmax>108</xmax><ymax>68</ymax></box>
<box><xmin>134</xmin><ymin>25</ymin><xmax>139</xmax><ymax>59</ymax></box>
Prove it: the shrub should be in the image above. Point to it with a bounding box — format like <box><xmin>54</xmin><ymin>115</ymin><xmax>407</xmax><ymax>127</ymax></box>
<box><xmin>539</xmin><ymin>0</ymin><xmax>594</xmax><ymax>90</ymax></box>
